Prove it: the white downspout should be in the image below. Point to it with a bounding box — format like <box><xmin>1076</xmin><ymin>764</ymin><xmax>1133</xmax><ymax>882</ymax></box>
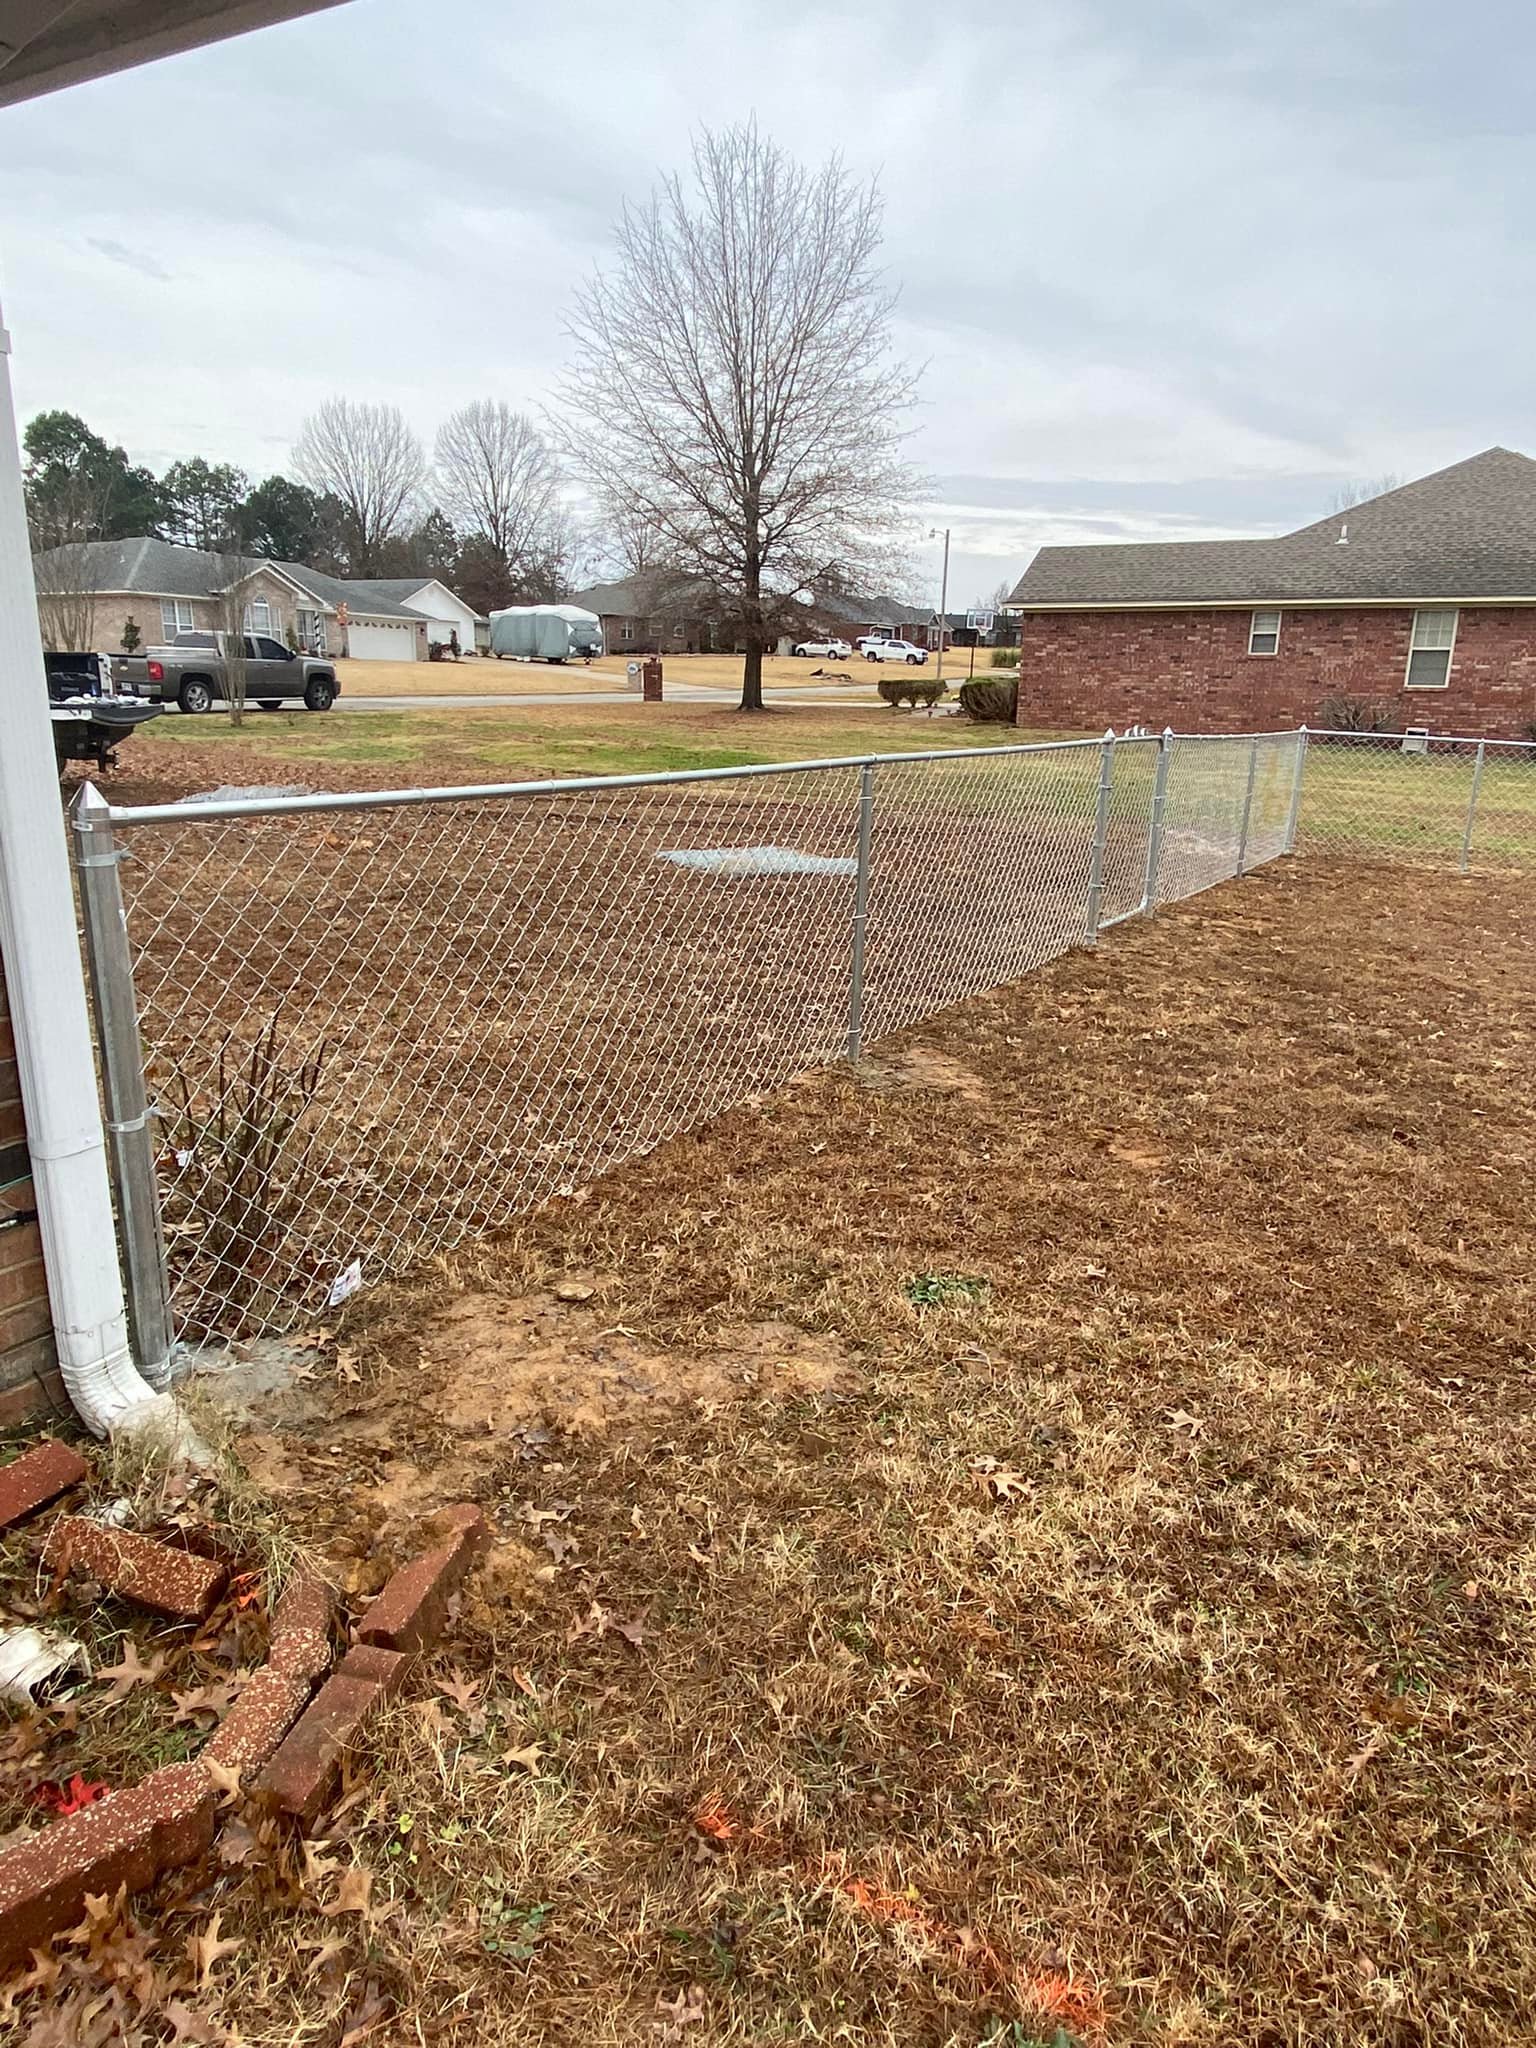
<box><xmin>0</xmin><ymin>292</ymin><xmax>178</xmax><ymax>1442</ymax></box>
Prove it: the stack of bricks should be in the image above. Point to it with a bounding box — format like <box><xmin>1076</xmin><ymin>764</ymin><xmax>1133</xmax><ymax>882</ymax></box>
<box><xmin>0</xmin><ymin>959</ymin><xmax>63</xmax><ymax>1430</ymax></box>
<box><xmin>0</xmin><ymin>1489</ymin><xmax>491</xmax><ymax>1964</ymax></box>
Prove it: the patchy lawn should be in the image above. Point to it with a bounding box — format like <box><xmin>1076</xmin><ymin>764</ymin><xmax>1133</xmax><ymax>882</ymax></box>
<box><xmin>99</xmin><ymin>698</ymin><xmax>1040</xmax><ymax>799</ymax></box>
<box><xmin>9</xmin><ymin>859</ymin><xmax>1529</xmax><ymax>2044</ymax></box>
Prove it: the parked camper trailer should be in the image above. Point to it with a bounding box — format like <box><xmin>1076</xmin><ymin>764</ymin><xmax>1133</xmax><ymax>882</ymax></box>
<box><xmin>489</xmin><ymin>605</ymin><xmax>604</xmax><ymax>663</ymax></box>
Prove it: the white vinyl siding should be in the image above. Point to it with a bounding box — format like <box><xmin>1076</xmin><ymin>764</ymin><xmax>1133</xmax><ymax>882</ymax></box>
<box><xmin>1248</xmin><ymin>608</ymin><xmax>1281</xmax><ymax>655</ymax></box>
<box><xmin>1405</xmin><ymin>607</ymin><xmax>1457</xmax><ymax>688</ymax></box>
<box><xmin>159</xmin><ymin>598</ymin><xmax>196</xmax><ymax>638</ymax></box>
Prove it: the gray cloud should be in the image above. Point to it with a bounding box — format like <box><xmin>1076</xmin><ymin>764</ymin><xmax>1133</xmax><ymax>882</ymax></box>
<box><xmin>1</xmin><ymin>0</ymin><xmax>1530</xmax><ymax>607</ymax></box>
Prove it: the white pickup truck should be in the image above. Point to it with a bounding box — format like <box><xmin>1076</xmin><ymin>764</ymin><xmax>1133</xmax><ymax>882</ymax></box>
<box><xmin>862</xmin><ymin>638</ymin><xmax>929</xmax><ymax>665</ymax></box>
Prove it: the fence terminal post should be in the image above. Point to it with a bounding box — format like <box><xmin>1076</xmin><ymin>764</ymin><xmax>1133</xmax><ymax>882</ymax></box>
<box><xmin>1236</xmin><ymin>736</ymin><xmax>1260</xmax><ymax>877</ymax></box>
<box><xmin>1284</xmin><ymin>726</ymin><xmax>1308</xmax><ymax>855</ymax></box>
<box><xmin>1460</xmin><ymin>738</ymin><xmax>1486</xmax><ymax>873</ymax></box>
<box><xmin>71</xmin><ymin>785</ymin><xmax>174</xmax><ymax>1386</ymax></box>
<box><xmin>1085</xmin><ymin>728</ymin><xmax>1115</xmax><ymax>943</ymax></box>
<box><xmin>1141</xmin><ymin>728</ymin><xmax>1173</xmax><ymax>914</ymax></box>
<box><xmin>845</xmin><ymin>762</ymin><xmax>877</xmax><ymax>1060</ymax></box>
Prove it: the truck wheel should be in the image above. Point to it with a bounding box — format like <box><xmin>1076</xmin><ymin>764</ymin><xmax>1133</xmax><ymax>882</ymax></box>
<box><xmin>907</xmin><ymin>654</ymin><xmax>921</xmax><ymax>665</ymax></box>
<box><xmin>258</xmin><ymin>700</ymin><xmax>282</xmax><ymax>712</ymax></box>
<box><xmin>178</xmin><ymin>678</ymin><xmax>214</xmax><ymax>714</ymax></box>
<box><xmin>304</xmin><ymin>677</ymin><xmax>336</xmax><ymax>712</ymax></box>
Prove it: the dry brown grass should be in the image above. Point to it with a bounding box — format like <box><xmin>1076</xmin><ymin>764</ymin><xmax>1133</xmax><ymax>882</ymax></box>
<box><xmin>7</xmin><ymin>859</ymin><xmax>1536</xmax><ymax>2045</ymax></box>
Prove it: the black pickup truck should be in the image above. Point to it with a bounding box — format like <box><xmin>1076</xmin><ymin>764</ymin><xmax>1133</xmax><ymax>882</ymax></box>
<box><xmin>45</xmin><ymin>652</ymin><xmax>163</xmax><ymax>772</ymax></box>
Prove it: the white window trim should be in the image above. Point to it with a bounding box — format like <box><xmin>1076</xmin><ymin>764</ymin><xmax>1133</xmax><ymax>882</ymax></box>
<box><xmin>243</xmin><ymin>598</ymin><xmax>274</xmax><ymax>635</ymax></box>
<box><xmin>1248</xmin><ymin>608</ymin><xmax>1282</xmax><ymax>656</ymax></box>
<box><xmin>1404</xmin><ymin>606</ymin><xmax>1458</xmax><ymax>690</ymax></box>
<box><xmin>159</xmin><ymin>598</ymin><xmax>197</xmax><ymax>637</ymax></box>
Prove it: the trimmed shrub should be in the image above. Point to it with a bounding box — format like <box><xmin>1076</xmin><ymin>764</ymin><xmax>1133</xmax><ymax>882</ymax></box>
<box><xmin>958</xmin><ymin>678</ymin><xmax>1018</xmax><ymax>723</ymax></box>
<box><xmin>988</xmin><ymin>647</ymin><xmax>1019</xmax><ymax>668</ymax></box>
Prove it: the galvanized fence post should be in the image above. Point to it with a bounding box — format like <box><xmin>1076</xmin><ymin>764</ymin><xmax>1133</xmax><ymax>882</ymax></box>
<box><xmin>845</xmin><ymin>761</ymin><xmax>876</xmax><ymax>1060</ymax></box>
<box><xmin>1283</xmin><ymin>725</ymin><xmax>1308</xmax><ymax>854</ymax></box>
<box><xmin>1459</xmin><ymin>739</ymin><xmax>1486</xmax><ymax>874</ymax></box>
<box><xmin>1141</xmin><ymin>728</ymin><xmax>1173</xmax><ymax>914</ymax></box>
<box><xmin>1084</xmin><ymin>729</ymin><xmax>1116</xmax><ymax>943</ymax></box>
<box><xmin>1235</xmin><ymin>736</ymin><xmax>1260</xmax><ymax>877</ymax></box>
<box><xmin>70</xmin><ymin>785</ymin><xmax>174</xmax><ymax>1387</ymax></box>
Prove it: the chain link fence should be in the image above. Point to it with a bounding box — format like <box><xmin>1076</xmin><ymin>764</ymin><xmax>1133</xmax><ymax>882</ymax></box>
<box><xmin>1295</xmin><ymin>728</ymin><xmax>1536</xmax><ymax>871</ymax></box>
<box><xmin>71</xmin><ymin>721</ymin><xmax>1528</xmax><ymax>1351</ymax></box>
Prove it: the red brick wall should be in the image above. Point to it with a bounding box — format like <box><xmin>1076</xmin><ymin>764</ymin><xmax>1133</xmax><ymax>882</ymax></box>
<box><xmin>1015</xmin><ymin>605</ymin><xmax>1536</xmax><ymax>738</ymax></box>
<box><xmin>0</xmin><ymin>958</ymin><xmax>64</xmax><ymax>1429</ymax></box>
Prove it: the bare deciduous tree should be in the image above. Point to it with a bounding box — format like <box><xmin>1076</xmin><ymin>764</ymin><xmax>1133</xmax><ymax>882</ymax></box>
<box><xmin>292</xmin><ymin>398</ymin><xmax>424</xmax><ymax>575</ymax></box>
<box><xmin>434</xmin><ymin>401</ymin><xmax>563</xmax><ymax>583</ymax></box>
<box><xmin>559</xmin><ymin>122</ymin><xmax>917</xmax><ymax>710</ymax></box>
<box><xmin>215</xmin><ymin>549</ymin><xmax>250</xmax><ymax>728</ymax></box>
<box><xmin>1329</xmin><ymin>474</ymin><xmax>1404</xmax><ymax>514</ymax></box>
<box><xmin>32</xmin><ymin>537</ymin><xmax>100</xmax><ymax>652</ymax></box>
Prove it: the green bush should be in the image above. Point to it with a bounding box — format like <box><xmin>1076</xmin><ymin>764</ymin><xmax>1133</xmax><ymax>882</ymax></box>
<box><xmin>958</xmin><ymin>678</ymin><xmax>1018</xmax><ymax>723</ymax></box>
<box><xmin>989</xmin><ymin>647</ymin><xmax>1019</xmax><ymax>668</ymax></box>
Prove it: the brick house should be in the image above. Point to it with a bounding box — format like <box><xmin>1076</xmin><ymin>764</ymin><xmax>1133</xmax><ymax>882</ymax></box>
<box><xmin>1005</xmin><ymin>449</ymin><xmax>1536</xmax><ymax>738</ymax></box>
<box><xmin>0</xmin><ymin>962</ymin><xmax>64</xmax><ymax>1427</ymax></box>
<box><xmin>32</xmin><ymin>537</ymin><xmax>484</xmax><ymax>663</ymax></box>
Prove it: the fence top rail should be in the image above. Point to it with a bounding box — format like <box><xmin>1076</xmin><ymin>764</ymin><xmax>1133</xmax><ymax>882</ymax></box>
<box><xmin>99</xmin><ymin>728</ymin><xmax>1182</xmax><ymax>827</ymax></box>
<box><xmin>1308</xmin><ymin>727</ymin><xmax>1536</xmax><ymax>751</ymax></box>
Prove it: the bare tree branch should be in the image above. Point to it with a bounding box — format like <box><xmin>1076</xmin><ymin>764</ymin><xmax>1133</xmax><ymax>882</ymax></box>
<box><xmin>434</xmin><ymin>400</ymin><xmax>563</xmax><ymax>583</ymax></box>
<box><xmin>556</xmin><ymin>121</ymin><xmax>918</xmax><ymax>709</ymax></box>
<box><xmin>292</xmin><ymin>398</ymin><xmax>425</xmax><ymax>575</ymax></box>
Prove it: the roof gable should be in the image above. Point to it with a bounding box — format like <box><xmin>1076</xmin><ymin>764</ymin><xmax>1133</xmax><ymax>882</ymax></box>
<box><xmin>1009</xmin><ymin>448</ymin><xmax>1536</xmax><ymax>608</ymax></box>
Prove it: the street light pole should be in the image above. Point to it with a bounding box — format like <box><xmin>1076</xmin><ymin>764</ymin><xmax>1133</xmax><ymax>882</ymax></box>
<box><xmin>932</xmin><ymin>526</ymin><xmax>950</xmax><ymax>688</ymax></box>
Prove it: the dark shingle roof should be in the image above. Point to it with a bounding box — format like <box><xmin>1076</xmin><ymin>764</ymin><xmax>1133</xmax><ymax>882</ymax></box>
<box><xmin>1008</xmin><ymin>449</ymin><xmax>1536</xmax><ymax>607</ymax></box>
<box><xmin>32</xmin><ymin>538</ymin><xmax>433</xmax><ymax>619</ymax></box>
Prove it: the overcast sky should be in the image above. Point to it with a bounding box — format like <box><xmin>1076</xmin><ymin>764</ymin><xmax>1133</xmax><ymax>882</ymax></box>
<box><xmin>2</xmin><ymin>0</ymin><xmax>1531</xmax><ymax>604</ymax></box>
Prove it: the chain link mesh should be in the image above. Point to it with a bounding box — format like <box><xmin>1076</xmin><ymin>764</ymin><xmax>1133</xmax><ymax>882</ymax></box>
<box><xmin>1295</xmin><ymin>730</ymin><xmax>1536</xmax><ymax>871</ymax></box>
<box><xmin>98</xmin><ymin>731</ymin><xmax>1317</xmax><ymax>1341</ymax></box>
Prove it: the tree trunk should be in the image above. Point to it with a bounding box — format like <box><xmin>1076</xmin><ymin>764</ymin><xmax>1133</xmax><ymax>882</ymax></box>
<box><xmin>738</xmin><ymin>559</ymin><xmax>765</xmax><ymax>712</ymax></box>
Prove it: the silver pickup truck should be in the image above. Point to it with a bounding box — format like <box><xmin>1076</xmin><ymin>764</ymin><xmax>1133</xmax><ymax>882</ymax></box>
<box><xmin>117</xmin><ymin>631</ymin><xmax>340</xmax><ymax>714</ymax></box>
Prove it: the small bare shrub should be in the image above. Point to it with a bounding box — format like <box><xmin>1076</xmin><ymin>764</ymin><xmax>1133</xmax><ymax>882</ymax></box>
<box><xmin>1316</xmin><ymin>694</ymin><xmax>1398</xmax><ymax>733</ymax></box>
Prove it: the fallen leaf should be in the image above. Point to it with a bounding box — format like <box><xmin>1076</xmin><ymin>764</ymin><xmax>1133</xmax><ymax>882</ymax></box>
<box><xmin>186</xmin><ymin>1911</ymin><xmax>243</xmax><ymax>1988</ymax></box>
<box><xmin>227</xmin><ymin>1572</ymin><xmax>265</xmax><ymax>1613</ymax></box>
<box><xmin>510</xmin><ymin>1667</ymin><xmax>538</xmax><ymax>1700</ymax></box>
<box><xmin>29</xmin><ymin>1774</ymin><xmax>108</xmax><ymax>1816</ymax></box>
<box><xmin>202</xmin><ymin>1756</ymin><xmax>244</xmax><ymax>1805</ymax></box>
<box><xmin>338</xmin><ymin>1982</ymin><xmax>392</xmax><ymax>2046</ymax></box>
<box><xmin>1166</xmin><ymin>1408</ymin><xmax>1204</xmax><ymax>1435</ymax></box>
<box><xmin>436</xmin><ymin>1670</ymin><xmax>483</xmax><ymax>1714</ymax></box>
<box><xmin>615</xmin><ymin>1614</ymin><xmax>648</xmax><ymax>1651</ymax></box>
<box><xmin>320</xmin><ymin>1865</ymin><xmax>375</xmax><ymax>1919</ymax></box>
<box><xmin>162</xmin><ymin>2000</ymin><xmax>224</xmax><ymax>2045</ymax></box>
<box><xmin>334</xmin><ymin>1348</ymin><xmax>361</xmax><ymax>1385</ymax></box>
<box><xmin>216</xmin><ymin>1817</ymin><xmax>260</xmax><ymax>1868</ymax></box>
<box><xmin>94</xmin><ymin>1642</ymin><xmax>164</xmax><ymax>1697</ymax></box>
<box><xmin>500</xmin><ymin>1742</ymin><xmax>544</xmax><ymax>1773</ymax></box>
<box><xmin>171</xmin><ymin>1682</ymin><xmax>239</xmax><ymax>1727</ymax></box>
<box><xmin>654</xmin><ymin>1983</ymin><xmax>707</xmax><ymax>2038</ymax></box>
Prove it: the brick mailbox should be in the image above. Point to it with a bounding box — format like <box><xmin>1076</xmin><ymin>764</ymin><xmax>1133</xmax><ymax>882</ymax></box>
<box><xmin>642</xmin><ymin>657</ymin><xmax>663</xmax><ymax>702</ymax></box>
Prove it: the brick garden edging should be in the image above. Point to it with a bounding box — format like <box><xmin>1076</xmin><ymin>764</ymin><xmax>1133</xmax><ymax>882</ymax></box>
<box><xmin>0</xmin><ymin>1441</ymin><xmax>88</xmax><ymax>1533</ymax></box>
<box><xmin>0</xmin><ymin>1503</ymin><xmax>490</xmax><ymax>1966</ymax></box>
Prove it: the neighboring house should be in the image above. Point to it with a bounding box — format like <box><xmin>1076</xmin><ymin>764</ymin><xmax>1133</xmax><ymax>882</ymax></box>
<box><xmin>30</xmin><ymin>537</ymin><xmax>484</xmax><ymax>663</ymax></box>
<box><xmin>1005</xmin><ymin>449</ymin><xmax>1536</xmax><ymax>738</ymax></box>
<box><xmin>570</xmin><ymin>573</ymin><xmax>723</xmax><ymax>655</ymax></box>
<box><xmin>815</xmin><ymin>593</ymin><xmax>939</xmax><ymax>646</ymax></box>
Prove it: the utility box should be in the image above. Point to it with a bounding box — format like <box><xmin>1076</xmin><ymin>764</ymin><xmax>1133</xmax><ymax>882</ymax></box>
<box><xmin>642</xmin><ymin>657</ymin><xmax>664</xmax><ymax>702</ymax></box>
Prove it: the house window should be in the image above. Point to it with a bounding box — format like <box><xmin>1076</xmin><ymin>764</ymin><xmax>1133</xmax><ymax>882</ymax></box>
<box><xmin>159</xmin><ymin>599</ymin><xmax>196</xmax><ymax>638</ymax></box>
<box><xmin>1249</xmin><ymin>608</ymin><xmax>1281</xmax><ymax>655</ymax></box>
<box><xmin>1406</xmin><ymin>607</ymin><xmax>1457</xmax><ymax>688</ymax></box>
<box><xmin>243</xmin><ymin>598</ymin><xmax>274</xmax><ymax>635</ymax></box>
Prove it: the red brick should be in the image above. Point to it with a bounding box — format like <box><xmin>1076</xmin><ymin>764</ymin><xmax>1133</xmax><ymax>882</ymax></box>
<box><xmin>335</xmin><ymin>1642</ymin><xmax>412</xmax><ymax>1698</ymax></box>
<box><xmin>0</xmin><ymin>1763</ymin><xmax>214</xmax><ymax>1971</ymax></box>
<box><xmin>0</xmin><ymin>1255</ymin><xmax>48</xmax><ymax>1310</ymax></box>
<box><xmin>0</xmin><ymin>1218</ymin><xmax>42</xmax><ymax>1275</ymax></box>
<box><xmin>45</xmin><ymin>1518</ymin><xmax>229</xmax><ymax>1621</ymax></box>
<box><xmin>204</xmin><ymin>1666</ymin><xmax>315</xmax><ymax>1777</ymax></box>
<box><xmin>253</xmin><ymin>1673</ymin><xmax>391</xmax><ymax>1830</ymax></box>
<box><xmin>356</xmin><ymin>1504</ymin><xmax>489</xmax><ymax>1654</ymax></box>
<box><xmin>0</xmin><ymin>1297</ymin><xmax>53</xmax><ymax>1354</ymax></box>
<box><xmin>0</xmin><ymin>1439</ymin><xmax>89</xmax><ymax>1532</ymax></box>
<box><xmin>1014</xmin><ymin>604</ymin><xmax>1536</xmax><ymax>740</ymax></box>
<box><xmin>268</xmin><ymin>1566</ymin><xmax>336</xmax><ymax>1682</ymax></box>
<box><xmin>0</xmin><ymin>1367</ymin><xmax>67</xmax><ymax>1431</ymax></box>
<box><xmin>0</xmin><ymin>1100</ymin><xmax>24</xmax><ymax>1151</ymax></box>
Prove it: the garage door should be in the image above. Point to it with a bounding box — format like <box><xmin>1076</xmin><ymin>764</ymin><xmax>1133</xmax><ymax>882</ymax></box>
<box><xmin>347</xmin><ymin>620</ymin><xmax>415</xmax><ymax>661</ymax></box>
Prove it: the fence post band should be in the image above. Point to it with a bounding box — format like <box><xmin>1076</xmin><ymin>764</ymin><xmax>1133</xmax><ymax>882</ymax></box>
<box><xmin>71</xmin><ymin>787</ymin><xmax>174</xmax><ymax>1387</ymax></box>
<box><xmin>1085</xmin><ymin>729</ymin><xmax>1115</xmax><ymax>943</ymax></box>
<box><xmin>1236</xmin><ymin>736</ymin><xmax>1260</xmax><ymax>877</ymax></box>
<box><xmin>1141</xmin><ymin>728</ymin><xmax>1173</xmax><ymax>914</ymax></box>
<box><xmin>1460</xmin><ymin>739</ymin><xmax>1486</xmax><ymax>874</ymax></box>
<box><xmin>845</xmin><ymin>761</ymin><xmax>876</xmax><ymax>1060</ymax></box>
